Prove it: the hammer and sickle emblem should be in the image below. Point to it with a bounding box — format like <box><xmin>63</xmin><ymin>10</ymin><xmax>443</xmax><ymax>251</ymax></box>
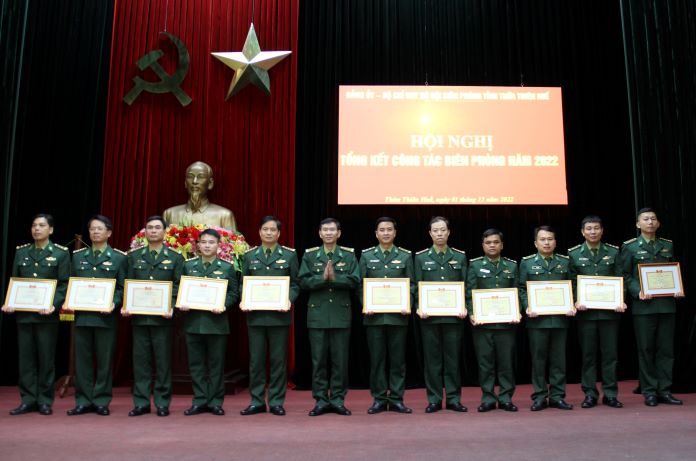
<box><xmin>123</xmin><ymin>32</ymin><xmax>192</xmax><ymax>107</ymax></box>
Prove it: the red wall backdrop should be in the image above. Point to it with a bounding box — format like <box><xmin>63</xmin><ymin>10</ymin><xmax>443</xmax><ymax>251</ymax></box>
<box><xmin>101</xmin><ymin>0</ymin><xmax>298</xmax><ymax>384</ymax></box>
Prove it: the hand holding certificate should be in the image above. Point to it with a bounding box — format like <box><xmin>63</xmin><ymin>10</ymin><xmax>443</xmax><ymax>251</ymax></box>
<box><xmin>418</xmin><ymin>282</ymin><xmax>466</xmax><ymax>318</ymax></box>
<box><xmin>123</xmin><ymin>280</ymin><xmax>173</xmax><ymax>316</ymax></box>
<box><xmin>638</xmin><ymin>263</ymin><xmax>684</xmax><ymax>299</ymax></box>
<box><xmin>576</xmin><ymin>276</ymin><xmax>624</xmax><ymax>311</ymax></box>
<box><xmin>3</xmin><ymin>278</ymin><xmax>57</xmax><ymax>313</ymax></box>
<box><xmin>363</xmin><ymin>278</ymin><xmax>411</xmax><ymax>314</ymax></box>
<box><xmin>526</xmin><ymin>281</ymin><xmax>575</xmax><ymax>316</ymax></box>
<box><xmin>65</xmin><ymin>277</ymin><xmax>116</xmax><ymax>313</ymax></box>
<box><xmin>240</xmin><ymin>276</ymin><xmax>291</xmax><ymax>311</ymax></box>
<box><xmin>176</xmin><ymin>276</ymin><xmax>228</xmax><ymax>312</ymax></box>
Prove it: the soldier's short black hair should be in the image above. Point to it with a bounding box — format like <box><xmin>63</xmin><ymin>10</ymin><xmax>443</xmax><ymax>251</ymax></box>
<box><xmin>375</xmin><ymin>216</ymin><xmax>397</xmax><ymax>230</ymax></box>
<box><xmin>429</xmin><ymin>216</ymin><xmax>450</xmax><ymax>230</ymax></box>
<box><xmin>534</xmin><ymin>225</ymin><xmax>556</xmax><ymax>240</ymax></box>
<box><xmin>259</xmin><ymin>215</ymin><xmax>281</xmax><ymax>230</ymax></box>
<box><xmin>580</xmin><ymin>215</ymin><xmax>603</xmax><ymax>229</ymax></box>
<box><xmin>32</xmin><ymin>213</ymin><xmax>54</xmax><ymax>227</ymax></box>
<box><xmin>637</xmin><ymin>207</ymin><xmax>657</xmax><ymax>219</ymax></box>
<box><xmin>145</xmin><ymin>215</ymin><xmax>167</xmax><ymax>228</ymax></box>
<box><xmin>482</xmin><ymin>228</ymin><xmax>504</xmax><ymax>242</ymax></box>
<box><xmin>199</xmin><ymin>228</ymin><xmax>221</xmax><ymax>242</ymax></box>
<box><xmin>88</xmin><ymin>214</ymin><xmax>113</xmax><ymax>231</ymax></box>
<box><xmin>319</xmin><ymin>217</ymin><xmax>341</xmax><ymax>230</ymax></box>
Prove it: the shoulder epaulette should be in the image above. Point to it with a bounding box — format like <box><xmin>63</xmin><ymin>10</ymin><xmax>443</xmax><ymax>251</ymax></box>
<box><xmin>339</xmin><ymin>246</ymin><xmax>354</xmax><ymax>252</ymax></box>
<box><xmin>186</xmin><ymin>256</ymin><xmax>198</xmax><ymax>262</ymax></box>
<box><xmin>54</xmin><ymin>244</ymin><xmax>69</xmax><ymax>251</ymax></box>
<box><xmin>305</xmin><ymin>246</ymin><xmax>320</xmax><ymax>252</ymax></box>
<box><xmin>469</xmin><ymin>256</ymin><xmax>483</xmax><ymax>262</ymax></box>
<box><xmin>245</xmin><ymin>246</ymin><xmax>258</xmax><ymax>254</ymax></box>
<box><xmin>113</xmin><ymin>248</ymin><xmax>127</xmax><ymax>256</ymax></box>
<box><xmin>398</xmin><ymin>246</ymin><xmax>411</xmax><ymax>254</ymax></box>
<box><xmin>281</xmin><ymin>245</ymin><xmax>295</xmax><ymax>252</ymax></box>
<box><xmin>567</xmin><ymin>244</ymin><xmax>581</xmax><ymax>252</ymax></box>
<box><xmin>362</xmin><ymin>246</ymin><xmax>376</xmax><ymax>253</ymax></box>
<box><xmin>16</xmin><ymin>243</ymin><xmax>31</xmax><ymax>250</ymax></box>
<box><xmin>128</xmin><ymin>245</ymin><xmax>144</xmax><ymax>254</ymax></box>
<box><xmin>504</xmin><ymin>257</ymin><xmax>517</xmax><ymax>263</ymax></box>
<box><xmin>557</xmin><ymin>254</ymin><xmax>569</xmax><ymax>259</ymax></box>
<box><xmin>605</xmin><ymin>243</ymin><xmax>619</xmax><ymax>249</ymax></box>
<box><xmin>623</xmin><ymin>238</ymin><xmax>637</xmax><ymax>245</ymax></box>
<box><xmin>451</xmin><ymin>247</ymin><xmax>466</xmax><ymax>255</ymax></box>
<box><xmin>522</xmin><ymin>254</ymin><xmax>536</xmax><ymax>260</ymax></box>
<box><xmin>73</xmin><ymin>247</ymin><xmax>88</xmax><ymax>254</ymax></box>
<box><xmin>659</xmin><ymin>237</ymin><xmax>673</xmax><ymax>243</ymax></box>
<box><xmin>416</xmin><ymin>248</ymin><xmax>429</xmax><ymax>255</ymax></box>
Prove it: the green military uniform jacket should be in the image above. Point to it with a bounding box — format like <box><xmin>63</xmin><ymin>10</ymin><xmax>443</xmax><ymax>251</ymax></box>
<box><xmin>359</xmin><ymin>246</ymin><xmax>415</xmax><ymax>326</ymax></box>
<box><xmin>621</xmin><ymin>236</ymin><xmax>677</xmax><ymax>315</ymax></box>
<box><xmin>182</xmin><ymin>257</ymin><xmax>239</xmax><ymax>334</ymax></box>
<box><xmin>415</xmin><ymin>246</ymin><xmax>467</xmax><ymax>324</ymax></box>
<box><xmin>466</xmin><ymin>256</ymin><xmax>519</xmax><ymax>329</ymax></box>
<box><xmin>11</xmin><ymin>241</ymin><xmax>70</xmax><ymax>323</ymax></box>
<box><xmin>71</xmin><ymin>245</ymin><xmax>127</xmax><ymax>328</ymax></box>
<box><xmin>519</xmin><ymin>253</ymin><xmax>571</xmax><ymax>328</ymax></box>
<box><xmin>242</xmin><ymin>245</ymin><xmax>299</xmax><ymax>327</ymax></box>
<box><xmin>127</xmin><ymin>245</ymin><xmax>184</xmax><ymax>325</ymax></box>
<box><xmin>568</xmin><ymin>242</ymin><xmax>622</xmax><ymax>320</ymax></box>
<box><xmin>299</xmin><ymin>246</ymin><xmax>360</xmax><ymax>329</ymax></box>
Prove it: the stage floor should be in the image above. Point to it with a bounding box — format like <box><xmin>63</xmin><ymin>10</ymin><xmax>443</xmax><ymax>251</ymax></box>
<box><xmin>0</xmin><ymin>381</ymin><xmax>694</xmax><ymax>461</ymax></box>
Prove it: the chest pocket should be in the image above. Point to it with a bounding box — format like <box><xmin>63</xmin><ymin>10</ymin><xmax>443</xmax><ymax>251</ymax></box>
<box><xmin>420</xmin><ymin>264</ymin><xmax>436</xmax><ymax>272</ymax></box>
<box><xmin>272</xmin><ymin>262</ymin><xmax>287</xmax><ymax>270</ymax></box>
<box><xmin>40</xmin><ymin>259</ymin><xmax>58</xmax><ymax>268</ymax></box>
<box><xmin>602</xmin><ymin>257</ymin><xmax>615</xmax><ymax>265</ymax></box>
<box><xmin>157</xmin><ymin>265</ymin><xmax>173</xmax><ymax>271</ymax></box>
<box><xmin>476</xmin><ymin>272</ymin><xmax>493</xmax><ymax>280</ymax></box>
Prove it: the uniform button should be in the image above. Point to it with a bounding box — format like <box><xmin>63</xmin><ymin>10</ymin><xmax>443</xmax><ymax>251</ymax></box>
<box><xmin>267</xmin><ymin>267</ymin><xmax>270</xmax><ymax>270</ymax></box>
<box><xmin>384</xmin><ymin>265</ymin><xmax>388</xmax><ymax>268</ymax></box>
<box><xmin>440</xmin><ymin>267</ymin><xmax>444</xmax><ymax>270</ymax></box>
<box><xmin>441</xmin><ymin>276</ymin><xmax>445</xmax><ymax>280</ymax></box>
<box><xmin>384</xmin><ymin>275</ymin><xmax>387</xmax><ymax>278</ymax></box>
<box><xmin>149</xmin><ymin>276</ymin><xmax>154</xmax><ymax>280</ymax></box>
<box><xmin>93</xmin><ymin>267</ymin><xmax>97</xmax><ymax>271</ymax></box>
<box><xmin>496</xmin><ymin>284</ymin><xmax>499</xmax><ymax>287</ymax></box>
<box><xmin>33</xmin><ymin>273</ymin><xmax>38</xmax><ymax>277</ymax></box>
<box><xmin>329</xmin><ymin>288</ymin><xmax>333</xmax><ymax>292</ymax></box>
<box><xmin>329</xmin><ymin>299</ymin><xmax>333</xmax><ymax>303</ymax></box>
<box><xmin>35</xmin><ymin>263</ymin><xmax>38</xmax><ymax>266</ymax></box>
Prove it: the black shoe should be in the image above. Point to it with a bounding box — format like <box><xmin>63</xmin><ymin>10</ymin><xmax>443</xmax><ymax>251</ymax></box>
<box><xmin>530</xmin><ymin>400</ymin><xmax>548</xmax><ymax>411</ymax></box>
<box><xmin>446</xmin><ymin>402</ymin><xmax>467</xmax><ymax>412</ymax></box>
<box><xmin>498</xmin><ymin>402</ymin><xmax>518</xmax><ymax>412</ymax></box>
<box><xmin>95</xmin><ymin>406</ymin><xmax>110</xmax><ymax>416</ymax></box>
<box><xmin>425</xmin><ymin>403</ymin><xmax>441</xmax><ymax>413</ymax></box>
<box><xmin>477</xmin><ymin>402</ymin><xmax>496</xmax><ymax>413</ymax></box>
<box><xmin>269</xmin><ymin>405</ymin><xmax>286</xmax><ymax>416</ymax></box>
<box><xmin>210</xmin><ymin>406</ymin><xmax>225</xmax><ymax>416</ymax></box>
<box><xmin>67</xmin><ymin>404</ymin><xmax>95</xmax><ymax>416</ymax></box>
<box><xmin>308</xmin><ymin>405</ymin><xmax>329</xmax><ymax>416</ymax></box>
<box><xmin>601</xmin><ymin>396</ymin><xmax>623</xmax><ymax>408</ymax></box>
<box><xmin>644</xmin><ymin>395</ymin><xmax>658</xmax><ymax>407</ymax></box>
<box><xmin>128</xmin><ymin>406</ymin><xmax>151</xmax><ymax>416</ymax></box>
<box><xmin>389</xmin><ymin>402</ymin><xmax>412</xmax><ymax>414</ymax></box>
<box><xmin>657</xmin><ymin>394</ymin><xmax>683</xmax><ymax>405</ymax></box>
<box><xmin>38</xmin><ymin>404</ymin><xmax>52</xmax><ymax>415</ymax></box>
<box><xmin>333</xmin><ymin>405</ymin><xmax>352</xmax><ymax>416</ymax></box>
<box><xmin>184</xmin><ymin>405</ymin><xmax>208</xmax><ymax>416</ymax></box>
<box><xmin>156</xmin><ymin>406</ymin><xmax>169</xmax><ymax>417</ymax></box>
<box><xmin>581</xmin><ymin>396</ymin><xmax>597</xmax><ymax>409</ymax></box>
<box><xmin>9</xmin><ymin>403</ymin><xmax>37</xmax><ymax>415</ymax></box>
<box><xmin>240</xmin><ymin>404</ymin><xmax>267</xmax><ymax>415</ymax></box>
<box><xmin>549</xmin><ymin>399</ymin><xmax>573</xmax><ymax>410</ymax></box>
<box><xmin>367</xmin><ymin>402</ymin><xmax>387</xmax><ymax>414</ymax></box>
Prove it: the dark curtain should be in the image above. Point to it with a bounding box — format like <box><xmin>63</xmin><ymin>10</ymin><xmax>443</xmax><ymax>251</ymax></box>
<box><xmin>620</xmin><ymin>0</ymin><xmax>696</xmax><ymax>391</ymax></box>
<box><xmin>0</xmin><ymin>0</ymin><xmax>113</xmax><ymax>385</ymax></box>
<box><xmin>101</xmin><ymin>0</ymin><xmax>299</xmax><ymax>384</ymax></box>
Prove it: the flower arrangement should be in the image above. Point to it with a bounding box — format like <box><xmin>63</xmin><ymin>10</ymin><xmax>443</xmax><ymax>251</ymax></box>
<box><xmin>130</xmin><ymin>224</ymin><xmax>248</xmax><ymax>269</ymax></box>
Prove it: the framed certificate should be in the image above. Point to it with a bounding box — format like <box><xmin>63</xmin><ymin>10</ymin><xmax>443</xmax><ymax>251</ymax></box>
<box><xmin>526</xmin><ymin>280</ymin><xmax>574</xmax><ymax>315</ymax></box>
<box><xmin>176</xmin><ymin>275</ymin><xmax>228</xmax><ymax>311</ymax></box>
<box><xmin>418</xmin><ymin>282</ymin><xmax>465</xmax><ymax>316</ymax></box>
<box><xmin>363</xmin><ymin>278</ymin><xmax>411</xmax><ymax>314</ymax></box>
<box><xmin>240</xmin><ymin>276</ymin><xmax>291</xmax><ymax>311</ymax></box>
<box><xmin>638</xmin><ymin>263</ymin><xmax>684</xmax><ymax>297</ymax></box>
<box><xmin>577</xmin><ymin>275</ymin><xmax>624</xmax><ymax>310</ymax></box>
<box><xmin>123</xmin><ymin>280</ymin><xmax>173</xmax><ymax>316</ymax></box>
<box><xmin>65</xmin><ymin>277</ymin><xmax>116</xmax><ymax>312</ymax></box>
<box><xmin>4</xmin><ymin>278</ymin><xmax>57</xmax><ymax>312</ymax></box>
<box><xmin>471</xmin><ymin>288</ymin><xmax>521</xmax><ymax>324</ymax></box>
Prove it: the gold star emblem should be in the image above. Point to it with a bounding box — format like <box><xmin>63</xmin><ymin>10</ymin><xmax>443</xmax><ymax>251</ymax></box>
<box><xmin>211</xmin><ymin>23</ymin><xmax>291</xmax><ymax>99</ymax></box>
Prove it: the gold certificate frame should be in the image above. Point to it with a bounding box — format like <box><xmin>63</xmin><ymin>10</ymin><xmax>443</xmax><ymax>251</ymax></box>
<box><xmin>526</xmin><ymin>280</ymin><xmax>574</xmax><ymax>315</ymax></box>
<box><xmin>123</xmin><ymin>280</ymin><xmax>173</xmax><ymax>316</ymax></box>
<box><xmin>418</xmin><ymin>282</ymin><xmax>465</xmax><ymax>316</ymax></box>
<box><xmin>4</xmin><ymin>277</ymin><xmax>57</xmax><ymax>312</ymax></box>
<box><xmin>176</xmin><ymin>275</ymin><xmax>228</xmax><ymax>311</ymax></box>
<box><xmin>362</xmin><ymin>278</ymin><xmax>411</xmax><ymax>313</ymax></box>
<box><xmin>240</xmin><ymin>276</ymin><xmax>291</xmax><ymax>311</ymax></box>
<box><xmin>577</xmin><ymin>275</ymin><xmax>624</xmax><ymax>310</ymax></box>
<box><xmin>638</xmin><ymin>263</ymin><xmax>684</xmax><ymax>297</ymax></box>
<box><xmin>471</xmin><ymin>288</ymin><xmax>521</xmax><ymax>324</ymax></box>
<box><xmin>66</xmin><ymin>277</ymin><xmax>116</xmax><ymax>312</ymax></box>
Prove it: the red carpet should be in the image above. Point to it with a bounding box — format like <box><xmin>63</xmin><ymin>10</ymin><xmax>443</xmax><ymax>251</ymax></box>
<box><xmin>0</xmin><ymin>381</ymin><xmax>694</xmax><ymax>461</ymax></box>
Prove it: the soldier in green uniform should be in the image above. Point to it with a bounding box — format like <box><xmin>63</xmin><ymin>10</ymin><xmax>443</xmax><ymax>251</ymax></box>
<box><xmin>568</xmin><ymin>215</ymin><xmax>626</xmax><ymax>409</ymax></box>
<box><xmin>240</xmin><ymin>216</ymin><xmax>299</xmax><ymax>416</ymax></box>
<box><xmin>621</xmin><ymin>208</ymin><xmax>683</xmax><ymax>406</ymax></box>
<box><xmin>466</xmin><ymin>228</ymin><xmax>520</xmax><ymax>412</ymax></box>
<box><xmin>519</xmin><ymin>225</ymin><xmax>576</xmax><ymax>411</ymax></box>
<box><xmin>299</xmin><ymin>218</ymin><xmax>360</xmax><ymax>416</ymax></box>
<box><xmin>124</xmin><ymin>215</ymin><xmax>184</xmax><ymax>417</ymax></box>
<box><xmin>359</xmin><ymin>217</ymin><xmax>415</xmax><ymax>414</ymax></box>
<box><xmin>65</xmin><ymin>215</ymin><xmax>127</xmax><ymax>416</ymax></box>
<box><xmin>415</xmin><ymin>216</ymin><xmax>468</xmax><ymax>413</ymax></box>
<box><xmin>179</xmin><ymin>229</ymin><xmax>239</xmax><ymax>416</ymax></box>
<box><xmin>3</xmin><ymin>213</ymin><xmax>69</xmax><ymax>416</ymax></box>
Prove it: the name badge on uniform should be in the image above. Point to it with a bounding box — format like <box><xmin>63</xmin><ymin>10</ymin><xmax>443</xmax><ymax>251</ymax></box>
<box><xmin>314</xmin><ymin>262</ymin><xmax>324</xmax><ymax>266</ymax></box>
<box><xmin>46</xmin><ymin>256</ymin><xmax>56</xmax><ymax>261</ymax></box>
<box><xmin>479</xmin><ymin>268</ymin><xmax>490</xmax><ymax>273</ymax></box>
<box><xmin>661</xmin><ymin>249</ymin><xmax>669</xmax><ymax>253</ymax></box>
<box><xmin>637</xmin><ymin>251</ymin><xmax>647</xmax><ymax>254</ymax></box>
<box><xmin>252</xmin><ymin>260</ymin><xmax>260</xmax><ymax>264</ymax></box>
<box><xmin>392</xmin><ymin>260</ymin><xmax>401</xmax><ymax>264</ymax></box>
<box><xmin>80</xmin><ymin>261</ymin><xmax>89</xmax><ymax>265</ymax></box>
<box><xmin>579</xmin><ymin>257</ymin><xmax>589</xmax><ymax>261</ymax></box>
<box><xmin>213</xmin><ymin>271</ymin><xmax>223</xmax><ymax>275</ymax></box>
<box><xmin>424</xmin><ymin>261</ymin><xmax>435</xmax><ymax>265</ymax></box>
<box><xmin>370</xmin><ymin>259</ymin><xmax>380</xmax><ymax>263</ymax></box>
<box><xmin>532</xmin><ymin>265</ymin><xmax>543</xmax><ymax>270</ymax></box>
